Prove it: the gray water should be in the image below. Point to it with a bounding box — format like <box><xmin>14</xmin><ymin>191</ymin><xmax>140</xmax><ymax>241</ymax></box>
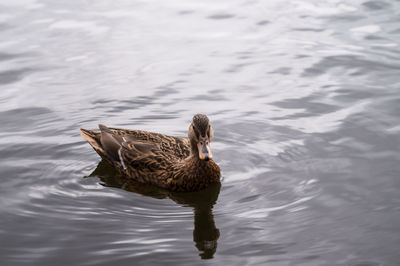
<box><xmin>1</xmin><ymin>0</ymin><xmax>400</xmax><ymax>265</ymax></box>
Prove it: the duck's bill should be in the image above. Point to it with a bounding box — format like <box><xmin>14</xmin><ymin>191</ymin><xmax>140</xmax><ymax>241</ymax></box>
<box><xmin>198</xmin><ymin>142</ymin><xmax>212</xmax><ymax>161</ymax></box>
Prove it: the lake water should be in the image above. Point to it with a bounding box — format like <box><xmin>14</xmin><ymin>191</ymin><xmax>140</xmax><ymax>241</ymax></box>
<box><xmin>1</xmin><ymin>0</ymin><xmax>400</xmax><ymax>265</ymax></box>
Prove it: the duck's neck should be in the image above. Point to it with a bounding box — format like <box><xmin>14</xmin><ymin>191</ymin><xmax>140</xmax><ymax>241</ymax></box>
<box><xmin>190</xmin><ymin>140</ymin><xmax>200</xmax><ymax>160</ymax></box>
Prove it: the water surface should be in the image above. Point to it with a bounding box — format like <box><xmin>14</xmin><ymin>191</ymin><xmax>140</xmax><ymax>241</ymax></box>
<box><xmin>1</xmin><ymin>0</ymin><xmax>400</xmax><ymax>265</ymax></box>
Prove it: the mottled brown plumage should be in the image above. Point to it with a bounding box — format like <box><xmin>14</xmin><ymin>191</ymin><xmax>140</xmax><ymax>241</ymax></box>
<box><xmin>80</xmin><ymin>114</ymin><xmax>221</xmax><ymax>191</ymax></box>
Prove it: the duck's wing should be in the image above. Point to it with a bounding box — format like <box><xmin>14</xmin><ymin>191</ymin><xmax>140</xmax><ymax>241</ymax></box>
<box><xmin>81</xmin><ymin>125</ymin><xmax>174</xmax><ymax>169</ymax></box>
<box><xmin>108</xmin><ymin>126</ymin><xmax>190</xmax><ymax>159</ymax></box>
<box><xmin>81</xmin><ymin>125</ymin><xmax>190</xmax><ymax>159</ymax></box>
<box><xmin>99</xmin><ymin>124</ymin><xmax>162</xmax><ymax>160</ymax></box>
<box><xmin>81</xmin><ymin>125</ymin><xmax>178</xmax><ymax>187</ymax></box>
<box><xmin>99</xmin><ymin>125</ymin><xmax>179</xmax><ymax>186</ymax></box>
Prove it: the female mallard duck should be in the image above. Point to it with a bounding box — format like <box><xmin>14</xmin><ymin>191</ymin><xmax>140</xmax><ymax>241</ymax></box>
<box><xmin>80</xmin><ymin>114</ymin><xmax>221</xmax><ymax>191</ymax></box>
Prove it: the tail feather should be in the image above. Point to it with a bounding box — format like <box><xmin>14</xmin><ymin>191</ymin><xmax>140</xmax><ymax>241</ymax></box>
<box><xmin>81</xmin><ymin>126</ymin><xmax>121</xmax><ymax>167</ymax></box>
<box><xmin>98</xmin><ymin>124</ymin><xmax>113</xmax><ymax>134</ymax></box>
<box><xmin>80</xmin><ymin>128</ymin><xmax>104</xmax><ymax>156</ymax></box>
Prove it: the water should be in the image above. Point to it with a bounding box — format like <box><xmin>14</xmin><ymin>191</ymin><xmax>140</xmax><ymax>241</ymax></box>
<box><xmin>1</xmin><ymin>0</ymin><xmax>400</xmax><ymax>265</ymax></box>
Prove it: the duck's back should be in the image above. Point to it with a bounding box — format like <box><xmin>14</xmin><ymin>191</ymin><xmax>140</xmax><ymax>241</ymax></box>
<box><xmin>81</xmin><ymin>126</ymin><xmax>191</xmax><ymax>160</ymax></box>
<box><xmin>108</xmin><ymin>127</ymin><xmax>191</xmax><ymax>159</ymax></box>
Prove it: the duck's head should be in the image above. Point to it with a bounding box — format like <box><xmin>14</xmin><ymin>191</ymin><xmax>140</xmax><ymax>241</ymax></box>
<box><xmin>188</xmin><ymin>114</ymin><xmax>214</xmax><ymax>161</ymax></box>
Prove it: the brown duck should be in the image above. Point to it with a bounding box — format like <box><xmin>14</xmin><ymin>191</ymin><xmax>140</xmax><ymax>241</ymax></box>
<box><xmin>80</xmin><ymin>114</ymin><xmax>221</xmax><ymax>191</ymax></box>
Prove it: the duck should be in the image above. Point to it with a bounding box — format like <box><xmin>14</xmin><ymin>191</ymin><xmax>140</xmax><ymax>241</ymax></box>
<box><xmin>80</xmin><ymin>114</ymin><xmax>221</xmax><ymax>192</ymax></box>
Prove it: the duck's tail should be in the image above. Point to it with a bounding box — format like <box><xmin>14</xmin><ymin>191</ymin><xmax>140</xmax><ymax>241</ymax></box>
<box><xmin>80</xmin><ymin>128</ymin><xmax>106</xmax><ymax>158</ymax></box>
<box><xmin>80</xmin><ymin>128</ymin><xmax>100</xmax><ymax>146</ymax></box>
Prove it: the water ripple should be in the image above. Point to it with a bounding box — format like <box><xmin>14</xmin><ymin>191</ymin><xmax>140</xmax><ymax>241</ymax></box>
<box><xmin>1</xmin><ymin>0</ymin><xmax>400</xmax><ymax>265</ymax></box>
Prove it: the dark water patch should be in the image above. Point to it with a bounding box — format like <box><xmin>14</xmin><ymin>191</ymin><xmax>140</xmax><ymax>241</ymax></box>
<box><xmin>208</xmin><ymin>89</ymin><xmax>224</xmax><ymax>94</ymax></box>
<box><xmin>389</xmin><ymin>28</ymin><xmax>400</xmax><ymax>34</ymax></box>
<box><xmin>302</xmin><ymin>55</ymin><xmax>400</xmax><ymax>77</ymax></box>
<box><xmin>235</xmin><ymin>50</ymin><xmax>256</xmax><ymax>60</ymax></box>
<box><xmin>236</xmin><ymin>194</ymin><xmax>261</xmax><ymax>203</ymax></box>
<box><xmin>268</xmin><ymin>67</ymin><xmax>291</xmax><ymax>75</ymax></box>
<box><xmin>92</xmin><ymin>98</ymin><xmax>117</xmax><ymax>105</ymax></box>
<box><xmin>332</xmin><ymin>88</ymin><xmax>381</xmax><ymax>102</ymax></box>
<box><xmin>256</xmin><ymin>20</ymin><xmax>269</xmax><ymax>26</ymax></box>
<box><xmin>0</xmin><ymin>23</ymin><xmax>12</xmax><ymax>31</ymax></box>
<box><xmin>0</xmin><ymin>68</ymin><xmax>35</xmax><ymax>85</ymax></box>
<box><xmin>106</xmin><ymin>96</ymin><xmax>157</xmax><ymax>112</ymax></box>
<box><xmin>188</xmin><ymin>93</ymin><xmax>228</xmax><ymax>101</ymax></box>
<box><xmin>178</xmin><ymin>10</ymin><xmax>195</xmax><ymax>15</ymax></box>
<box><xmin>215</xmin><ymin>120</ymin><xmax>274</xmax><ymax>143</ymax></box>
<box><xmin>0</xmin><ymin>163</ymin><xmax>48</xmax><ymax>192</ymax></box>
<box><xmin>134</xmin><ymin>114</ymin><xmax>180</xmax><ymax>121</ymax></box>
<box><xmin>362</xmin><ymin>0</ymin><xmax>390</xmax><ymax>11</ymax></box>
<box><xmin>0</xmin><ymin>142</ymin><xmax>83</xmax><ymax>160</ymax></box>
<box><xmin>220</xmin><ymin>242</ymin><xmax>291</xmax><ymax>256</ymax></box>
<box><xmin>295</xmin><ymin>54</ymin><xmax>311</xmax><ymax>59</ymax></box>
<box><xmin>153</xmin><ymin>86</ymin><xmax>180</xmax><ymax>97</ymax></box>
<box><xmin>325</xmin><ymin>14</ymin><xmax>365</xmax><ymax>22</ymax></box>
<box><xmin>0</xmin><ymin>52</ymin><xmax>35</xmax><ymax>62</ymax></box>
<box><xmin>292</xmin><ymin>27</ymin><xmax>324</xmax><ymax>32</ymax></box>
<box><xmin>0</xmin><ymin>107</ymin><xmax>57</xmax><ymax>132</ymax></box>
<box><xmin>351</xmin><ymin>262</ymin><xmax>380</xmax><ymax>266</ymax></box>
<box><xmin>271</xmin><ymin>95</ymin><xmax>338</xmax><ymax>115</ymax></box>
<box><xmin>225</xmin><ymin>62</ymin><xmax>257</xmax><ymax>73</ymax></box>
<box><xmin>364</xmin><ymin>34</ymin><xmax>386</xmax><ymax>40</ymax></box>
<box><xmin>207</xmin><ymin>14</ymin><xmax>235</xmax><ymax>20</ymax></box>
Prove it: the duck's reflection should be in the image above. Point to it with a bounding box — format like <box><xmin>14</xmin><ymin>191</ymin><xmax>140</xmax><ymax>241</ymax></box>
<box><xmin>87</xmin><ymin>160</ymin><xmax>220</xmax><ymax>259</ymax></box>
